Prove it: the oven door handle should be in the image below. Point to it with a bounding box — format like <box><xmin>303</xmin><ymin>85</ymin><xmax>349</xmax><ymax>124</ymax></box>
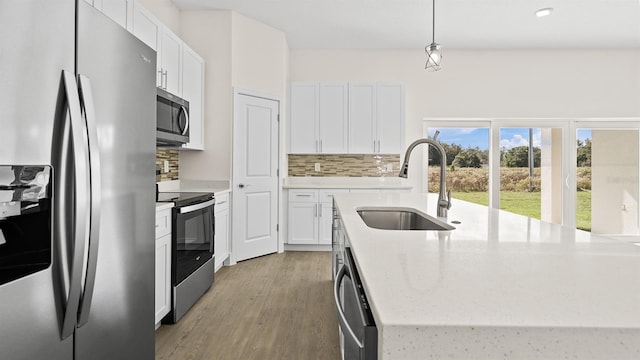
<box><xmin>334</xmin><ymin>264</ymin><xmax>364</xmax><ymax>350</ymax></box>
<box><xmin>178</xmin><ymin>198</ymin><xmax>215</xmax><ymax>214</ymax></box>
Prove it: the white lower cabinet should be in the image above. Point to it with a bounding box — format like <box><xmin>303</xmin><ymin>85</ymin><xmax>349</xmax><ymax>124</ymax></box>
<box><xmin>286</xmin><ymin>187</ymin><xmax>411</xmax><ymax>246</ymax></box>
<box><xmin>214</xmin><ymin>193</ymin><xmax>231</xmax><ymax>270</ymax></box>
<box><xmin>287</xmin><ymin>189</ymin><xmax>347</xmax><ymax>245</ymax></box>
<box><xmin>155</xmin><ymin>208</ymin><xmax>172</xmax><ymax>326</ymax></box>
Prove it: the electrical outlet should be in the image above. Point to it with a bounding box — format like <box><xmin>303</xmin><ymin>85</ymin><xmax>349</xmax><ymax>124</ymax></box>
<box><xmin>315</xmin><ymin>163</ymin><xmax>321</xmax><ymax>172</ymax></box>
<box><xmin>386</xmin><ymin>163</ymin><xmax>393</xmax><ymax>172</ymax></box>
<box><xmin>163</xmin><ymin>160</ymin><xmax>169</xmax><ymax>173</ymax></box>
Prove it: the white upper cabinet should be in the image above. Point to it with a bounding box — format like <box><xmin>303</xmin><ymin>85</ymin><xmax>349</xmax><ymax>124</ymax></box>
<box><xmin>132</xmin><ymin>2</ymin><xmax>183</xmax><ymax>95</ymax></box>
<box><xmin>181</xmin><ymin>44</ymin><xmax>205</xmax><ymax>150</ymax></box>
<box><xmin>160</xmin><ymin>28</ymin><xmax>183</xmax><ymax>96</ymax></box>
<box><xmin>290</xmin><ymin>82</ymin><xmax>348</xmax><ymax>154</ymax></box>
<box><xmin>348</xmin><ymin>83</ymin><xmax>377</xmax><ymax>153</ymax></box>
<box><xmin>85</xmin><ymin>0</ymin><xmax>133</xmax><ymax>31</ymax></box>
<box><xmin>290</xmin><ymin>81</ymin><xmax>404</xmax><ymax>155</ymax></box>
<box><xmin>131</xmin><ymin>2</ymin><xmax>206</xmax><ymax>151</ymax></box>
<box><xmin>376</xmin><ymin>83</ymin><xmax>405</xmax><ymax>154</ymax></box>
<box><xmin>290</xmin><ymin>83</ymin><xmax>319</xmax><ymax>154</ymax></box>
<box><xmin>132</xmin><ymin>2</ymin><xmax>161</xmax><ymax>51</ymax></box>
<box><xmin>318</xmin><ymin>83</ymin><xmax>348</xmax><ymax>153</ymax></box>
<box><xmin>348</xmin><ymin>83</ymin><xmax>404</xmax><ymax>154</ymax></box>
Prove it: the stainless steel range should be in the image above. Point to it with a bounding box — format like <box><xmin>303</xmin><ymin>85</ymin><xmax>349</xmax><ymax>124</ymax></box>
<box><xmin>157</xmin><ymin>191</ymin><xmax>215</xmax><ymax>323</ymax></box>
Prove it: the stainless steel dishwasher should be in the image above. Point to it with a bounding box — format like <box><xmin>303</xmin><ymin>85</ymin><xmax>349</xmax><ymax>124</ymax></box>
<box><xmin>334</xmin><ymin>247</ymin><xmax>378</xmax><ymax>360</ymax></box>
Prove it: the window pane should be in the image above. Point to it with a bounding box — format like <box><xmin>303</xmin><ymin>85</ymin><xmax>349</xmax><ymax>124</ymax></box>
<box><xmin>577</xmin><ymin>128</ymin><xmax>639</xmax><ymax>234</ymax></box>
<box><xmin>426</xmin><ymin>128</ymin><xmax>489</xmax><ymax>206</ymax></box>
<box><xmin>499</xmin><ymin>127</ymin><xmax>563</xmax><ymax>224</ymax></box>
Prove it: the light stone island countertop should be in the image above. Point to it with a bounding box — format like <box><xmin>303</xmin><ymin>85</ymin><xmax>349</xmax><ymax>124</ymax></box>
<box><xmin>333</xmin><ymin>192</ymin><xmax>640</xmax><ymax>359</ymax></box>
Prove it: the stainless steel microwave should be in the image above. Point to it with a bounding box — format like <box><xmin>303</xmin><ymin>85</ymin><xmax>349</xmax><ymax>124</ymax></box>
<box><xmin>157</xmin><ymin>88</ymin><xmax>189</xmax><ymax>146</ymax></box>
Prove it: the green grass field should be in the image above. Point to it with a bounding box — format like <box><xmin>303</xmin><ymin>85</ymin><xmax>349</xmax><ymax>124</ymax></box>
<box><xmin>452</xmin><ymin>191</ymin><xmax>592</xmax><ymax>231</ymax></box>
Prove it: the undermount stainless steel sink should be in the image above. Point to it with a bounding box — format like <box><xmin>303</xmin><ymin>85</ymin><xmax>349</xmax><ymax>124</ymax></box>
<box><xmin>357</xmin><ymin>207</ymin><xmax>455</xmax><ymax>231</ymax></box>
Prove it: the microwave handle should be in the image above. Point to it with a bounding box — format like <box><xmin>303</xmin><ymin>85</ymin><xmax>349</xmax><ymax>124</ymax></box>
<box><xmin>333</xmin><ymin>264</ymin><xmax>365</xmax><ymax>350</ymax></box>
<box><xmin>179</xmin><ymin>105</ymin><xmax>189</xmax><ymax>136</ymax></box>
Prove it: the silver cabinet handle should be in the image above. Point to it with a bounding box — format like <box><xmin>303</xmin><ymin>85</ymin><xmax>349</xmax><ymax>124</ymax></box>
<box><xmin>217</xmin><ymin>200</ymin><xmax>227</xmax><ymax>205</ymax></box>
<box><xmin>377</xmin><ymin>140</ymin><xmax>380</xmax><ymax>153</ymax></box>
<box><xmin>313</xmin><ymin>203</ymin><xmax>317</xmax><ymax>218</ymax></box>
<box><xmin>333</xmin><ymin>265</ymin><xmax>364</xmax><ymax>349</ymax></box>
<box><xmin>60</xmin><ymin>70</ymin><xmax>90</xmax><ymax>340</ymax></box>
<box><xmin>320</xmin><ymin>139</ymin><xmax>323</xmax><ymax>153</ymax></box>
<box><xmin>77</xmin><ymin>74</ymin><xmax>102</xmax><ymax>328</ymax></box>
<box><xmin>319</xmin><ymin>203</ymin><xmax>322</xmax><ymax>217</ymax></box>
<box><xmin>162</xmin><ymin>69</ymin><xmax>168</xmax><ymax>90</ymax></box>
<box><xmin>296</xmin><ymin>194</ymin><xmax>312</xmax><ymax>197</ymax></box>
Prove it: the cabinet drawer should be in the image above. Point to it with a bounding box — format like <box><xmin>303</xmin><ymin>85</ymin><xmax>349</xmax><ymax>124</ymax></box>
<box><xmin>319</xmin><ymin>189</ymin><xmax>348</xmax><ymax>203</ymax></box>
<box><xmin>215</xmin><ymin>193</ymin><xmax>230</xmax><ymax>212</ymax></box>
<box><xmin>155</xmin><ymin>208</ymin><xmax>172</xmax><ymax>239</ymax></box>
<box><xmin>288</xmin><ymin>189</ymin><xmax>318</xmax><ymax>203</ymax></box>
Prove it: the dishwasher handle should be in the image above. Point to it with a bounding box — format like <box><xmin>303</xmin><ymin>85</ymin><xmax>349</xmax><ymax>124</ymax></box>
<box><xmin>334</xmin><ymin>264</ymin><xmax>364</xmax><ymax>350</ymax></box>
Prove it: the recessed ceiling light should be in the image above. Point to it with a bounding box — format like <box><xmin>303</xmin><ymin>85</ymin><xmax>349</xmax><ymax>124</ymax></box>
<box><xmin>535</xmin><ymin>8</ymin><xmax>553</xmax><ymax>17</ymax></box>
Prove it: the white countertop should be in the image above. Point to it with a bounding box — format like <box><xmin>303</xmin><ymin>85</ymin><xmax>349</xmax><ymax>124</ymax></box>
<box><xmin>283</xmin><ymin>176</ymin><xmax>412</xmax><ymax>189</ymax></box>
<box><xmin>157</xmin><ymin>179</ymin><xmax>231</xmax><ymax>195</ymax></box>
<box><xmin>333</xmin><ymin>192</ymin><xmax>640</xmax><ymax>359</ymax></box>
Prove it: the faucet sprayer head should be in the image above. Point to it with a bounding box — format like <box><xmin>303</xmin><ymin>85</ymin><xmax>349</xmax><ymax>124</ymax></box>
<box><xmin>398</xmin><ymin>162</ymin><xmax>409</xmax><ymax>178</ymax></box>
<box><xmin>432</xmin><ymin>130</ymin><xmax>440</xmax><ymax>140</ymax></box>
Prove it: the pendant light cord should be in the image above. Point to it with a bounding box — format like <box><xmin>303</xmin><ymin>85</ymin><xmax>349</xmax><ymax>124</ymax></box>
<box><xmin>432</xmin><ymin>0</ymin><xmax>436</xmax><ymax>43</ymax></box>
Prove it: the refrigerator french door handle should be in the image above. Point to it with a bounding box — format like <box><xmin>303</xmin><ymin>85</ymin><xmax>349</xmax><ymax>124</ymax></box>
<box><xmin>333</xmin><ymin>264</ymin><xmax>364</xmax><ymax>349</ymax></box>
<box><xmin>77</xmin><ymin>74</ymin><xmax>102</xmax><ymax>327</ymax></box>
<box><xmin>60</xmin><ymin>70</ymin><xmax>91</xmax><ymax>340</ymax></box>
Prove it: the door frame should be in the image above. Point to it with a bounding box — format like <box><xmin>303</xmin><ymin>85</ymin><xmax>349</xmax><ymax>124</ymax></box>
<box><xmin>229</xmin><ymin>88</ymin><xmax>282</xmax><ymax>265</ymax></box>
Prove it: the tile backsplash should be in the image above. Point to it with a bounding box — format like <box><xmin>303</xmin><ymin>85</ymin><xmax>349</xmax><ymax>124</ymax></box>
<box><xmin>288</xmin><ymin>154</ymin><xmax>400</xmax><ymax>177</ymax></box>
<box><xmin>156</xmin><ymin>148</ymin><xmax>179</xmax><ymax>181</ymax></box>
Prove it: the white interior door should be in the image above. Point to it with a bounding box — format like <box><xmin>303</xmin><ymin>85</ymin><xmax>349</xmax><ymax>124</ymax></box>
<box><xmin>233</xmin><ymin>92</ymin><xmax>280</xmax><ymax>262</ymax></box>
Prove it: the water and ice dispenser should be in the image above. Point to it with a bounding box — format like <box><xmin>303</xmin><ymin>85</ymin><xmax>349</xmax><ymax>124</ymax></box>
<box><xmin>0</xmin><ymin>165</ymin><xmax>52</xmax><ymax>286</ymax></box>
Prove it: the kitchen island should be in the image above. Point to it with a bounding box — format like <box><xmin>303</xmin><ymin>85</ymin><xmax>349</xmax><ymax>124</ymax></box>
<box><xmin>333</xmin><ymin>192</ymin><xmax>640</xmax><ymax>359</ymax></box>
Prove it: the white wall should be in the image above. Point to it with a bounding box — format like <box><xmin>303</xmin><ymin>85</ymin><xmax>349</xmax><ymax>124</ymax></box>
<box><xmin>290</xmin><ymin>49</ymin><xmax>640</xmax><ymax>191</ymax></box>
<box><xmin>179</xmin><ymin>11</ymin><xmax>234</xmax><ymax>180</ymax></box>
<box><xmin>178</xmin><ymin>11</ymin><xmax>289</xmax><ymax>181</ymax></box>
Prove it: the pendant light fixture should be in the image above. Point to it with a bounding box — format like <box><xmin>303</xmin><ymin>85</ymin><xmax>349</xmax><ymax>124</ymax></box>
<box><xmin>425</xmin><ymin>0</ymin><xmax>442</xmax><ymax>71</ymax></box>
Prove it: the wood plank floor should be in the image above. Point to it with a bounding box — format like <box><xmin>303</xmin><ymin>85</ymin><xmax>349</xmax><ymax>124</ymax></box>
<box><xmin>155</xmin><ymin>251</ymin><xmax>340</xmax><ymax>360</ymax></box>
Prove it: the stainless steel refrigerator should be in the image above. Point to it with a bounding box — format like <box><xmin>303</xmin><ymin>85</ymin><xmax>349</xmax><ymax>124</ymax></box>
<box><xmin>0</xmin><ymin>1</ymin><xmax>156</xmax><ymax>359</ymax></box>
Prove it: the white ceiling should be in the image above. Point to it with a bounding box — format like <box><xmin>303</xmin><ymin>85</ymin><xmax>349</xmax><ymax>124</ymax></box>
<box><xmin>172</xmin><ymin>0</ymin><xmax>640</xmax><ymax>49</ymax></box>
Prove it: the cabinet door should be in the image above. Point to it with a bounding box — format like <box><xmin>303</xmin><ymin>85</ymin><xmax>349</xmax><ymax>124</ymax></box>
<box><xmin>376</xmin><ymin>83</ymin><xmax>405</xmax><ymax>154</ymax></box>
<box><xmin>348</xmin><ymin>83</ymin><xmax>377</xmax><ymax>153</ymax></box>
<box><xmin>132</xmin><ymin>2</ymin><xmax>160</xmax><ymax>51</ymax></box>
<box><xmin>181</xmin><ymin>44</ymin><xmax>205</xmax><ymax>150</ymax></box>
<box><xmin>132</xmin><ymin>2</ymin><xmax>161</xmax><ymax>86</ymax></box>
<box><xmin>161</xmin><ymin>29</ymin><xmax>183</xmax><ymax>95</ymax></box>
<box><xmin>290</xmin><ymin>83</ymin><xmax>318</xmax><ymax>154</ymax></box>
<box><xmin>319</xmin><ymin>83</ymin><xmax>348</xmax><ymax>153</ymax></box>
<box><xmin>98</xmin><ymin>0</ymin><xmax>133</xmax><ymax>30</ymax></box>
<box><xmin>155</xmin><ymin>234</ymin><xmax>171</xmax><ymax>324</ymax></box>
<box><xmin>288</xmin><ymin>202</ymin><xmax>318</xmax><ymax>244</ymax></box>
<box><xmin>319</xmin><ymin>202</ymin><xmax>334</xmax><ymax>245</ymax></box>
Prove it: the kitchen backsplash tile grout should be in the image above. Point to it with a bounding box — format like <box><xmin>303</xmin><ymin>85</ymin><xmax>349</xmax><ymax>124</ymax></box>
<box><xmin>288</xmin><ymin>154</ymin><xmax>400</xmax><ymax>177</ymax></box>
<box><xmin>156</xmin><ymin>148</ymin><xmax>179</xmax><ymax>181</ymax></box>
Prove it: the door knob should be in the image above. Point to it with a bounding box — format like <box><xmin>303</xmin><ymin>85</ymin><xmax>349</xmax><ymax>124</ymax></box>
<box><xmin>238</xmin><ymin>183</ymin><xmax>250</xmax><ymax>188</ymax></box>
